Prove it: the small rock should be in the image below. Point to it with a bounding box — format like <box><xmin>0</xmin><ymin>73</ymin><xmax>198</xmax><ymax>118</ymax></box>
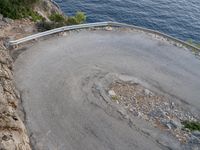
<box><xmin>63</xmin><ymin>32</ymin><xmax>67</xmax><ymax>36</ymax></box>
<box><xmin>161</xmin><ymin>118</ymin><xmax>182</xmax><ymax>129</ymax></box>
<box><xmin>108</xmin><ymin>90</ymin><xmax>116</xmax><ymax>96</ymax></box>
<box><xmin>166</xmin><ymin>123</ymin><xmax>173</xmax><ymax>129</ymax></box>
<box><xmin>170</xmin><ymin>118</ymin><xmax>182</xmax><ymax>129</ymax></box>
<box><xmin>138</xmin><ymin>112</ymin><xmax>143</xmax><ymax>118</ymax></box>
<box><xmin>105</xmin><ymin>26</ymin><xmax>113</xmax><ymax>31</ymax></box>
<box><xmin>148</xmin><ymin>109</ymin><xmax>166</xmax><ymax>118</ymax></box>
<box><xmin>3</xmin><ymin>18</ymin><xmax>13</xmax><ymax>24</ymax></box>
<box><xmin>171</xmin><ymin>102</ymin><xmax>175</xmax><ymax>109</ymax></box>
<box><xmin>144</xmin><ymin>89</ymin><xmax>153</xmax><ymax>96</ymax></box>
<box><xmin>161</xmin><ymin>119</ymin><xmax>172</xmax><ymax>129</ymax></box>
<box><xmin>129</xmin><ymin>108</ymin><xmax>133</xmax><ymax>112</ymax></box>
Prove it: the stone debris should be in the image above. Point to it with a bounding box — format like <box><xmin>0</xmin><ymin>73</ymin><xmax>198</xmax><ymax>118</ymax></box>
<box><xmin>108</xmin><ymin>81</ymin><xmax>200</xmax><ymax>146</ymax></box>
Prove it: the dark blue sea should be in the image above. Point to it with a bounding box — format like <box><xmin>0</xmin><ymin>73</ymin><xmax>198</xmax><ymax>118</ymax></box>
<box><xmin>55</xmin><ymin>0</ymin><xmax>200</xmax><ymax>42</ymax></box>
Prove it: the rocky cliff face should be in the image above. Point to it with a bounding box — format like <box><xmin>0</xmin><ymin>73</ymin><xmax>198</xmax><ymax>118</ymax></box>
<box><xmin>34</xmin><ymin>0</ymin><xmax>63</xmax><ymax>20</ymax></box>
<box><xmin>0</xmin><ymin>50</ymin><xmax>31</xmax><ymax>149</ymax></box>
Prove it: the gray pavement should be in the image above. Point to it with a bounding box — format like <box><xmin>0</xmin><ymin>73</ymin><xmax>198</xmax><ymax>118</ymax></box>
<box><xmin>14</xmin><ymin>29</ymin><xmax>200</xmax><ymax>150</ymax></box>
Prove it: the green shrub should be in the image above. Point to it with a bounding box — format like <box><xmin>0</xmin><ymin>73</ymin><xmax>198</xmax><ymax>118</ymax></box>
<box><xmin>28</xmin><ymin>11</ymin><xmax>44</xmax><ymax>22</ymax></box>
<box><xmin>66</xmin><ymin>12</ymin><xmax>86</xmax><ymax>25</ymax></box>
<box><xmin>0</xmin><ymin>0</ymin><xmax>86</xmax><ymax>27</ymax></box>
<box><xmin>48</xmin><ymin>12</ymin><xmax>86</xmax><ymax>25</ymax></box>
<box><xmin>49</xmin><ymin>13</ymin><xmax>66</xmax><ymax>23</ymax></box>
<box><xmin>38</xmin><ymin>11</ymin><xmax>86</xmax><ymax>31</ymax></box>
<box><xmin>182</xmin><ymin>121</ymin><xmax>200</xmax><ymax>131</ymax></box>
<box><xmin>0</xmin><ymin>0</ymin><xmax>42</xmax><ymax>20</ymax></box>
<box><xmin>74</xmin><ymin>11</ymin><xmax>86</xmax><ymax>24</ymax></box>
<box><xmin>66</xmin><ymin>17</ymin><xmax>78</xmax><ymax>25</ymax></box>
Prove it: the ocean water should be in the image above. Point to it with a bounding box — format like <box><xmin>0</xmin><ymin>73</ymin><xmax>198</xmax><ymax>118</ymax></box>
<box><xmin>55</xmin><ymin>0</ymin><xmax>200</xmax><ymax>42</ymax></box>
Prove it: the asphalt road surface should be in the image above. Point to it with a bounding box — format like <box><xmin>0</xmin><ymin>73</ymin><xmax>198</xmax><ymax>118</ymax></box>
<box><xmin>14</xmin><ymin>29</ymin><xmax>200</xmax><ymax>150</ymax></box>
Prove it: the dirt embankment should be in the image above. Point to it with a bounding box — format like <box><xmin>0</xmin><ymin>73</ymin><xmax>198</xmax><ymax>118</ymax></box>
<box><xmin>0</xmin><ymin>0</ymin><xmax>61</xmax><ymax>149</ymax></box>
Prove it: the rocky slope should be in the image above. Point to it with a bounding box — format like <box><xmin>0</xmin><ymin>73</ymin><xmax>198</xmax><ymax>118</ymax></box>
<box><xmin>0</xmin><ymin>49</ymin><xmax>31</xmax><ymax>149</ymax></box>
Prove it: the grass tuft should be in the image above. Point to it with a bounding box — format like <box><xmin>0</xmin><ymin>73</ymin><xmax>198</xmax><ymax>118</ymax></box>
<box><xmin>111</xmin><ymin>95</ymin><xmax>119</xmax><ymax>101</ymax></box>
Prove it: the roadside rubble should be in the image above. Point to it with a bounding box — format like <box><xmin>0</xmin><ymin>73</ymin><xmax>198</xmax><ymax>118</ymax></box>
<box><xmin>108</xmin><ymin>81</ymin><xmax>200</xmax><ymax>147</ymax></box>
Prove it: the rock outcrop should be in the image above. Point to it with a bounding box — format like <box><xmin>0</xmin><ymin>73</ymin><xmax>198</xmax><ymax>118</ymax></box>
<box><xmin>34</xmin><ymin>0</ymin><xmax>63</xmax><ymax>20</ymax></box>
<box><xmin>0</xmin><ymin>49</ymin><xmax>31</xmax><ymax>149</ymax></box>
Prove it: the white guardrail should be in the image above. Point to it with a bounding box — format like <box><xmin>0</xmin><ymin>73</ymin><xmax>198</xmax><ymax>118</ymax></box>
<box><xmin>9</xmin><ymin>21</ymin><xmax>200</xmax><ymax>52</ymax></box>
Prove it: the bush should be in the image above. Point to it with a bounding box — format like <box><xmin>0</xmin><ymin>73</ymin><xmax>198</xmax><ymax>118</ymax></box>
<box><xmin>0</xmin><ymin>0</ymin><xmax>42</xmax><ymax>20</ymax></box>
<box><xmin>66</xmin><ymin>12</ymin><xmax>86</xmax><ymax>25</ymax></box>
<box><xmin>28</xmin><ymin>11</ymin><xmax>44</xmax><ymax>22</ymax></box>
<box><xmin>38</xmin><ymin>11</ymin><xmax>86</xmax><ymax>31</ymax></box>
<box><xmin>0</xmin><ymin>0</ymin><xmax>86</xmax><ymax>26</ymax></box>
<box><xmin>49</xmin><ymin>13</ymin><xmax>66</xmax><ymax>23</ymax></box>
<box><xmin>66</xmin><ymin>17</ymin><xmax>78</xmax><ymax>25</ymax></box>
<box><xmin>182</xmin><ymin>121</ymin><xmax>200</xmax><ymax>131</ymax></box>
<box><xmin>74</xmin><ymin>11</ymin><xmax>86</xmax><ymax>24</ymax></box>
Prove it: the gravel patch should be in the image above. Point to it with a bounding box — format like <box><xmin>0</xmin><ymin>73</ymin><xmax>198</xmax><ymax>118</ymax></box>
<box><xmin>108</xmin><ymin>81</ymin><xmax>200</xmax><ymax>144</ymax></box>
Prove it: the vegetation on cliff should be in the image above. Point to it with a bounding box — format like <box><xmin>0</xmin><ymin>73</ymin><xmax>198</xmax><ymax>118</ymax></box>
<box><xmin>0</xmin><ymin>0</ymin><xmax>86</xmax><ymax>29</ymax></box>
<box><xmin>0</xmin><ymin>0</ymin><xmax>42</xmax><ymax>21</ymax></box>
<box><xmin>38</xmin><ymin>12</ymin><xmax>86</xmax><ymax>31</ymax></box>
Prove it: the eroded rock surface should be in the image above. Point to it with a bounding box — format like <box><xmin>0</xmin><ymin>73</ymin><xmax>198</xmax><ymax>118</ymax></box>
<box><xmin>0</xmin><ymin>49</ymin><xmax>31</xmax><ymax>150</ymax></box>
